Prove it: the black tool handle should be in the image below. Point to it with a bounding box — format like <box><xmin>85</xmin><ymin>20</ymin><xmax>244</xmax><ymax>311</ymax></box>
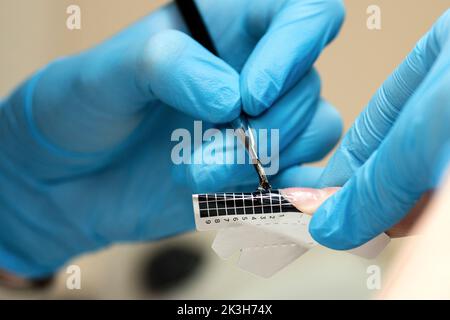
<box><xmin>175</xmin><ymin>0</ymin><xmax>219</xmax><ymax>56</ymax></box>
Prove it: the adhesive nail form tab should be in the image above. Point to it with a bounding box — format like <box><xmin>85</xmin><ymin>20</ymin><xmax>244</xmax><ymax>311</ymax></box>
<box><xmin>193</xmin><ymin>190</ymin><xmax>390</xmax><ymax>278</ymax></box>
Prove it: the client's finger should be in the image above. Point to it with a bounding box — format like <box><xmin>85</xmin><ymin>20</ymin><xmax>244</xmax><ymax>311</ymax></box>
<box><xmin>281</xmin><ymin>187</ymin><xmax>433</xmax><ymax>238</ymax></box>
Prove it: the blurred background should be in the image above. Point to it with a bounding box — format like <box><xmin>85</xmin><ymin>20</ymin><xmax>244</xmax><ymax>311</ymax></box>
<box><xmin>0</xmin><ymin>0</ymin><xmax>448</xmax><ymax>299</ymax></box>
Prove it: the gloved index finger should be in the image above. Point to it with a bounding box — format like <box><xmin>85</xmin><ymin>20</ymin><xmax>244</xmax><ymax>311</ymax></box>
<box><xmin>240</xmin><ymin>0</ymin><xmax>345</xmax><ymax>116</ymax></box>
<box><xmin>318</xmin><ymin>11</ymin><xmax>449</xmax><ymax>188</ymax></box>
<box><xmin>310</xmin><ymin>63</ymin><xmax>450</xmax><ymax>249</ymax></box>
<box><xmin>311</xmin><ymin>11</ymin><xmax>450</xmax><ymax>249</ymax></box>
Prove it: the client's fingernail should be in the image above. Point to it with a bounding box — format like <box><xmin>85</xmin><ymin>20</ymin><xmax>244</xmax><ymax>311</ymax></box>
<box><xmin>280</xmin><ymin>187</ymin><xmax>340</xmax><ymax>215</ymax></box>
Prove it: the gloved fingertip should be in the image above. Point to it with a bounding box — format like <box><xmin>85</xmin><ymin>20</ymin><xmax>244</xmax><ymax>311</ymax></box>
<box><xmin>240</xmin><ymin>69</ymin><xmax>278</xmax><ymax>117</ymax></box>
<box><xmin>326</xmin><ymin>0</ymin><xmax>347</xmax><ymax>28</ymax></box>
<box><xmin>318</xmin><ymin>101</ymin><xmax>344</xmax><ymax>144</ymax></box>
<box><xmin>317</xmin><ymin>147</ymin><xmax>362</xmax><ymax>189</ymax></box>
<box><xmin>141</xmin><ymin>29</ymin><xmax>190</xmax><ymax>75</ymax></box>
<box><xmin>141</xmin><ymin>29</ymin><xmax>242</xmax><ymax>123</ymax></box>
<box><xmin>186</xmin><ymin>165</ymin><xmax>220</xmax><ymax>194</ymax></box>
<box><xmin>299</xmin><ymin>100</ymin><xmax>343</xmax><ymax>167</ymax></box>
<box><xmin>309</xmin><ymin>197</ymin><xmax>363</xmax><ymax>251</ymax></box>
<box><xmin>138</xmin><ymin>29</ymin><xmax>192</xmax><ymax>98</ymax></box>
<box><xmin>203</xmin><ymin>89</ymin><xmax>242</xmax><ymax>124</ymax></box>
<box><xmin>272</xmin><ymin>166</ymin><xmax>324</xmax><ymax>190</ymax></box>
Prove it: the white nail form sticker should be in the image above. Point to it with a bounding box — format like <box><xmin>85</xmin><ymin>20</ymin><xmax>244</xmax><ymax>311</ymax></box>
<box><xmin>193</xmin><ymin>191</ymin><xmax>390</xmax><ymax>278</ymax></box>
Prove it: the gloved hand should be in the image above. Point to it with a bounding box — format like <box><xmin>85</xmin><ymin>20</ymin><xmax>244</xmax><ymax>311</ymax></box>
<box><xmin>310</xmin><ymin>9</ymin><xmax>450</xmax><ymax>250</ymax></box>
<box><xmin>0</xmin><ymin>0</ymin><xmax>345</xmax><ymax>277</ymax></box>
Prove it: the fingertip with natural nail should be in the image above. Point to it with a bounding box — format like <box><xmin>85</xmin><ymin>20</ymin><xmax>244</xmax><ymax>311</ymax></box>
<box><xmin>280</xmin><ymin>187</ymin><xmax>340</xmax><ymax>215</ymax></box>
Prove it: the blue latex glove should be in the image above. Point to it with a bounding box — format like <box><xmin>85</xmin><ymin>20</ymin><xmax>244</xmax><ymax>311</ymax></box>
<box><xmin>0</xmin><ymin>0</ymin><xmax>344</xmax><ymax>277</ymax></box>
<box><xmin>310</xmin><ymin>10</ymin><xmax>450</xmax><ymax>250</ymax></box>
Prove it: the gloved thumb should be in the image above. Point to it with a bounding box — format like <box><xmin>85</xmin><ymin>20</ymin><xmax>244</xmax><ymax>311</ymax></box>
<box><xmin>138</xmin><ymin>29</ymin><xmax>241</xmax><ymax>123</ymax></box>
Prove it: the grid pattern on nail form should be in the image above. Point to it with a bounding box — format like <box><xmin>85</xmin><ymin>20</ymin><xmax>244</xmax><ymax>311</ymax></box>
<box><xmin>192</xmin><ymin>190</ymin><xmax>391</xmax><ymax>277</ymax></box>
<box><xmin>197</xmin><ymin>190</ymin><xmax>301</xmax><ymax>218</ymax></box>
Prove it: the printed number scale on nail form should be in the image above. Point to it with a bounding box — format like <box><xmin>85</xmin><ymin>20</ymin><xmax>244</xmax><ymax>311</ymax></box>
<box><xmin>193</xmin><ymin>190</ymin><xmax>307</xmax><ymax>231</ymax></box>
<box><xmin>192</xmin><ymin>191</ymin><xmax>391</xmax><ymax>278</ymax></box>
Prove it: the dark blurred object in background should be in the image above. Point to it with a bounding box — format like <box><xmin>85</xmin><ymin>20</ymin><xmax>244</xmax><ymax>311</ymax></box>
<box><xmin>140</xmin><ymin>245</ymin><xmax>204</xmax><ymax>293</ymax></box>
<box><xmin>0</xmin><ymin>269</ymin><xmax>54</xmax><ymax>290</ymax></box>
